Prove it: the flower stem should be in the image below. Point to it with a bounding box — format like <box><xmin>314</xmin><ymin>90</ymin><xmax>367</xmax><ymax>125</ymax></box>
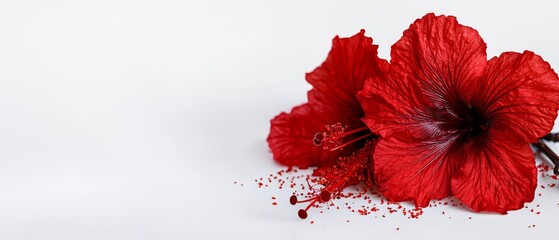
<box><xmin>533</xmin><ymin>137</ymin><xmax>559</xmax><ymax>175</ymax></box>
<box><xmin>543</xmin><ymin>133</ymin><xmax>559</xmax><ymax>142</ymax></box>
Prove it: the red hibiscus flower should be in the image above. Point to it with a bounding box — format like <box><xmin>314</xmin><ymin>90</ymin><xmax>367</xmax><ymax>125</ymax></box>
<box><xmin>267</xmin><ymin>30</ymin><xmax>387</xmax><ymax>218</ymax></box>
<box><xmin>358</xmin><ymin>13</ymin><xmax>559</xmax><ymax>213</ymax></box>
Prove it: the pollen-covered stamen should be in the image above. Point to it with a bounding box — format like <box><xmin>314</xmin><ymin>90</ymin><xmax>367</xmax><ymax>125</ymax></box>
<box><xmin>313</xmin><ymin>123</ymin><xmax>346</xmax><ymax>149</ymax></box>
<box><xmin>289</xmin><ymin>195</ymin><xmax>298</xmax><ymax>205</ymax></box>
<box><xmin>298</xmin><ymin>209</ymin><xmax>308</xmax><ymax>219</ymax></box>
<box><xmin>289</xmin><ymin>188</ymin><xmax>335</xmax><ymax>219</ymax></box>
<box><xmin>289</xmin><ymin>187</ymin><xmax>333</xmax><ymax>219</ymax></box>
<box><xmin>289</xmin><ymin>141</ymin><xmax>374</xmax><ymax>219</ymax></box>
<box><xmin>330</xmin><ymin>132</ymin><xmax>375</xmax><ymax>151</ymax></box>
<box><xmin>313</xmin><ymin>123</ymin><xmax>371</xmax><ymax>150</ymax></box>
<box><xmin>298</xmin><ymin>190</ymin><xmax>333</xmax><ymax>219</ymax></box>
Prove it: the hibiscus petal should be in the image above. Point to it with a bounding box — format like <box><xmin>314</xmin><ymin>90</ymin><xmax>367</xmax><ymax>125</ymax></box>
<box><xmin>359</xmin><ymin>14</ymin><xmax>489</xmax><ymax>140</ymax></box>
<box><xmin>307</xmin><ymin>29</ymin><xmax>386</xmax><ymax>121</ymax></box>
<box><xmin>267</xmin><ymin>104</ymin><xmax>331</xmax><ymax>168</ymax></box>
<box><xmin>475</xmin><ymin>51</ymin><xmax>559</xmax><ymax>143</ymax></box>
<box><xmin>359</xmin><ymin>73</ymin><xmax>436</xmax><ymax>139</ymax></box>
<box><xmin>451</xmin><ymin>138</ymin><xmax>537</xmax><ymax>213</ymax></box>
<box><xmin>268</xmin><ymin>31</ymin><xmax>385</xmax><ymax>169</ymax></box>
<box><xmin>390</xmin><ymin>13</ymin><xmax>487</xmax><ymax>105</ymax></box>
<box><xmin>373</xmin><ymin>135</ymin><xmax>461</xmax><ymax>207</ymax></box>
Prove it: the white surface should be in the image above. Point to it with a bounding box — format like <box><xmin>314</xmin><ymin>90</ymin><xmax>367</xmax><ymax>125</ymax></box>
<box><xmin>1</xmin><ymin>0</ymin><xmax>559</xmax><ymax>239</ymax></box>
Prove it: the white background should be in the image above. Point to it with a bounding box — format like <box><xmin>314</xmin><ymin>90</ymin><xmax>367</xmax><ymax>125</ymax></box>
<box><xmin>1</xmin><ymin>0</ymin><xmax>559</xmax><ymax>239</ymax></box>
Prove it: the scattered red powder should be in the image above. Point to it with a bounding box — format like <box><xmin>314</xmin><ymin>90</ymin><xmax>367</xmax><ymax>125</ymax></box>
<box><xmin>241</xmin><ymin>160</ymin><xmax>559</xmax><ymax>225</ymax></box>
<box><xmin>260</xmin><ymin>168</ymin><xmax>424</xmax><ymax>220</ymax></box>
<box><xmin>409</xmin><ymin>208</ymin><xmax>423</xmax><ymax>219</ymax></box>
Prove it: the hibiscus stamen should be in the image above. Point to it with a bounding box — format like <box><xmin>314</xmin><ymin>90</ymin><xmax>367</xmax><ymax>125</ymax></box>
<box><xmin>330</xmin><ymin>132</ymin><xmax>375</xmax><ymax>151</ymax></box>
<box><xmin>534</xmin><ymin>136</ymin><xmax>559</xmax><ymax>175</ymax></box>
<box><xmin>289</xmin><ymin>141</ymin><xmax>374</xmax><ymax>219</ymax></box>
<box><xmin>313</xmin><ymin>123</ymin><xmax>371</xmax><ymax>150</ymax></box>
<box><xmin>289</xmin><ymin>191</ymin><xmax>329</xmax><ymax>219</ymax></box>
<box><xmin>289</xmin><ymin>182</ymin><xmax>345</xmax><ymax>219</ymax></box>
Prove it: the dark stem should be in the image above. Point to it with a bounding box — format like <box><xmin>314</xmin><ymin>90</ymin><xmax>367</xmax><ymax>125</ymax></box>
<box><xmin>543</xmin><ymin>133</ymin><xmax>559</xmax><ymax>142</ymax></box>
<box><xmin>532</xmin><ymin>138</ymin><xmax>559</xmax><ymax>175</ymax></box>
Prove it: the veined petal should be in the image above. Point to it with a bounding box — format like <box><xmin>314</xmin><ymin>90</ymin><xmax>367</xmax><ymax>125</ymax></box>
<box><xmin>451</xmin><ymin>137</ymin><xmax>537</xmax><ymax>213</ymax></box>
<box><xmin>359</xmin><ymin>13</ymin><xmax>555</xmax><ymax>215</ymax></box>
<box><xmin>307</xmin><ymin>29</ymin><xmax>386</xmax><ymax>121</ymax></box>
<box><xmin>268</xmin><ymin>30</ymin><xmax>384</xmax><ymax>169</ymax></box>
<box><xmin>373</xmin><ymin>136</ymin><xmax>461</xmax><ymax>207</ymax></box>
<box><xmin>360</xmin><ymin>13</ymin><xmax>489</xmax><ymax>140</ymax></box>
<box><xmin>267</xmin><ymin>104</ymin><xmax>336</xmax><ymax>168</ymax></box>
<box><xmin>390</xmin><ymin>13</ymin><xmax>487</xmax><ymax>107</ymax></box>
<box><xmin>359</xmin><ymin>73</ymin><xmax>438</xmax><ymax>139</ymax></box>
<box><xmin>475</xmin><ymin>51</ymin><xmax>559</xmax><ymax>143</ymax></box>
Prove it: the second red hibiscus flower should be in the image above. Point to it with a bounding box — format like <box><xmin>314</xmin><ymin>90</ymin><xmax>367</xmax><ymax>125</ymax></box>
<box><xmin>268</xmin><ymin>30</ymin><xmax>387</xmax><ymax>218</ymax></box>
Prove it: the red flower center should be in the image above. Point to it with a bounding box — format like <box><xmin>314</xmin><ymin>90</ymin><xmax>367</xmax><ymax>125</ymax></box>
<box><xmin>439</xmin><ymin>100</ymin><xmax>490</xmax><ymax>145</ymax></box>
